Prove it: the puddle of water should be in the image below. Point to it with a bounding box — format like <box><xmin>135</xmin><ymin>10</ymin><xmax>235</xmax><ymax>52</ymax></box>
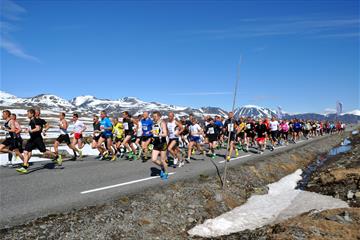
<box><xmin>297</xmin><ymin>138</ymin><xmax>352</xmax><ymax>190</ymax></box>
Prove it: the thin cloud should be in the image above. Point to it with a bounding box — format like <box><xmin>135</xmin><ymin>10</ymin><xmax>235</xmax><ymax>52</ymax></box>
<box><xmin>1</xmin><ymin>0</ymin><xmax>40</xmax><ymax>62</ymax></box>
<box><xmin>170</xmin><ymin>91</ymin><xmax>233</xmax><ymax>96</ymax></box>
<box><xmin>183</xmin><ymin>16</ymin><xmax>360</xmax><ymax>40</ymax></box>
<box><xmin>1</xmin><ymin>0</ymin><xmax>26</xmax><ymax>21</ymax></box>
<box><xmin>1</xmin><ymin>39</ymin><xmax>40</xmax><ymax>62</ymax></box>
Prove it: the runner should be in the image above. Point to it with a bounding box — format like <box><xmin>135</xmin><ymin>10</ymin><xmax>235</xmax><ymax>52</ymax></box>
<box><xmin>134</xmin><ymin>116</ymin><xmax>143</xmax><ymax>159</ymax></box>
<box><xmin>204</xmin><ymin>117</ymin><xmax>220</xmax><ymax>159</ymax></box>
<box><xmin>255</xmin><ymin>118</ymin><xmax>267</xmax><ymax>154</ymax></box>
<box><xmin>0</xmin><ymin>110</ymin><xmax>23</xmax><ymax>163</ymax></box>
<box><xmin>245</xmin><ymin>117</ymin><xmax>256</xmax><ymax>151</ymax></box>
<box><xmin>9</xmin><ymin>113</ymin><xmax>24</xmax><ymax>161</ymax></box>
<box><xmin>236</xmin><ymin>118</ymin><xmax>247</xmax><ymax>152</ymax></box>
<box><xmin>70</xmin><ymin>113</ymin><xmax>86</xmax><ymax>159</ymax></box>
<box><xmin>91</xmin><ymin>115</ymin><xmax>101</xmax><ymax>152</ymax></box>
<box><xmin>224</xmin><ymin>112</ymin><xmax>238</xmax><ymax>161</ymax></box>
<box><xmin>121</xmin><ymin>111</ymin><xmax>137</xmax><ymax>160</ymax></box>
<box><xmin>167</xmin><ymin>112</ymin><xmax>183</xmax><ymax>167</ymax></box>
<box><xmin>269</xmin><ymin>117</ymin><xmax>279</xmax><ymax>146</ymax></box>
<box><xmin>16</xmin><ymin>109</ymin><xmax>59</xmax><ymax>174</ymax></box>
<box><xmin>151</xmin><ymin>111</ymin><xmax>169</xmax><ymax>180</ymax></box>
<box><xmin>97</xmin><ymin>111</ymin><xmax>115</xmax><ymax>161</ymax></box>
<box><xmin>187</xmin><ymin>117</ymin><xmax>205</xmax><ymax>163</ymax></box>
<box><xmin>292</xmin><ymin>119</ymin><xmax>302</xmax><ymax>143</ymax></box>
<box><xmin>53</xmin><ymin>112</ymin><xmax>81</xmax><ymax>164</ymax></box>
<box><xmin>140</xmin><ymin>111</ymin><xmax>153</xmax><ymax>162</ymax></box>
<box><xmin>279</xmin><ymin>120</ymin><xmax>289</xmax><ymax>145</ymax></box>
<box><xmin>112</xmin><ymin>117</ymin><xmax>124</xmax><ymax>158</ymax></box>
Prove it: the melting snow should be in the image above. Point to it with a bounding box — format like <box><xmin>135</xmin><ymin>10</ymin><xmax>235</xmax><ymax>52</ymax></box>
<box><xmin>188</xmin><ymin>169</ymin><xmax>348</xmax><ymax>238</ymax></box>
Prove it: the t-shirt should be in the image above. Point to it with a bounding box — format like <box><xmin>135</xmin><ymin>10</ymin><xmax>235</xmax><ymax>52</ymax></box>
<box><xmin>255</xmin><ymin>123</ymin><xmax>267</xmax><ymax>138</ymax></box>
<box><xmin>141</xmin><ymin>118</ymin><xmax>153</xmax><ymax>136</ymax></box>
<box><xmin>280</xmin><ymin>122</ymin><xmax>289</xmax><ymax>132</ymax></box>
<box><xmin>269</xmin><ymin>120</ymin><xmax>279</xmax><ymax>131</ymax></box>
<box><xmin>189</xmin><ymin>123</ymin><xmax>202</xmax><ymax>136</ymax></box>
<box><xmin>113</xmin><ymin>123</ymin><xmax>124</xmax><ymax>139</ymax></box>
<box><xmin>29</xmin><ymin>118</ymin><xmax>43</xmax><ymax>139</ymax></box>
<box><xmin>100</xmin><ymin>117</ymin><xmax>113</xmax><ymax>134</ymax></box>
<box><xmin>37</xmin><ymin>118</ymin><xmax>47</xmax><ymax>130</ymax></box>
<box><xmin>205</xmin><ymin>123</ymin><xmax>219</xmax><ymax>137</ymax></box>
<box><xmin>214</xmin><ymin>120</ymin><xmax>223</xmax><ymax>127</ymax></box>
<box><xmin>224</xmin><ymin>119</ymin><xmax>236</xmax><ymax>133</ymax></box>
<box><xmin>167</xmin><ymin>120</ymin><xmax>179</xmax><ymax>139</ymax></box>
<box><xmin>73</xmin><ymin>120</ymin><xmax>85</xmax><ymax>134</ymax></box>
<box><xmin>93</xmin><ymin>121</ymin><xmax>101</xmax><ymax>136</ymax></box>
<box><xmin>123</xmin><ymin>118</ymin><xmax>134</xmax><ymax>135</ymax></box>
<box><xmin>238</xmin><ymin>122</ymin><xmax>246</xmax><ymax>133</ymax></box>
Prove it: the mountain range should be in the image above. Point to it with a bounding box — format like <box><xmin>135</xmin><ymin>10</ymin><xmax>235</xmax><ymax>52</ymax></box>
<box><xmin>0</xmin><ymin>91</ymin><xmax>359</xmax><ymax>123</ymax></box>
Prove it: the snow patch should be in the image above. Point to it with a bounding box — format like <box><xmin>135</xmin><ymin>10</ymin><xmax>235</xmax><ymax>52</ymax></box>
<box><xmin>188</xmin><ymin>169</ymin><xmax>348</xmax><ymax>238</ymax></box>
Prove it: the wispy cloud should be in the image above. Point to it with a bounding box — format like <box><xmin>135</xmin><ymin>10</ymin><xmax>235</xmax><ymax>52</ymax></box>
<box><xmin>170</xmin><ymin>91</ymin><xmax>233</xmax><ymax>96</ymax></box>
<box><xmin>183</xmin><ymin>16</ymin><xmax>360</xmax><ymax>40</ymax></box>
<box><xmin>1</xmin><ymin>0</ymin><xmax>40</xmax><ymax>62</ymax></box>
<box><xmin>0</xmin><ymin>39</ymin><xmax>40</xmax><ymax>62</ymax></box>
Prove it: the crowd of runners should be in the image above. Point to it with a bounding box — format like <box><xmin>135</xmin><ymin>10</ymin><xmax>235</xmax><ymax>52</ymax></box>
<box><xmin>0</xmin><ymin>109</ymin><xmax>347</xmax><ymax>179</ymax></box>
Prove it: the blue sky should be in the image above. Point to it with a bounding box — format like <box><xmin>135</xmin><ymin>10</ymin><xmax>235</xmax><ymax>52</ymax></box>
<box><xmin>1</xmin><ymin>0</ymin><xmax>359</xmax><ymax>113</ymax></box>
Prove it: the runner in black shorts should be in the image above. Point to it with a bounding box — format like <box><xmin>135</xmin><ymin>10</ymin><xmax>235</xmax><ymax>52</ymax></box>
<box><xmin>16</xmin><ymin>109</ymin><xmax>59</xmax><ymax>174</ymax></box>
<box><xmin>53</xmin><ymin>112</ymin><xmax>80</xmax><ymax>164</ymax></box>
<box><xmin>121</xmin><ymin>111</ymin><xmax>137</xmax><ymax>160</ymax></box>
<box><xmin>204</xmin><ymin>117</ymin><xmax>220</xmax><ymax>158</ymax></box>
<box><xmin>91</xmin><ymin>115</ymin><xmax>101</xmax><ymax>147</ymax></box>
<box><xmin>0</xmin><ymin>110</ymin><xmax>24</xmax><ymax>162</ymax></box>
<box><xmin>151</xmin><ymin>111</ymin><xmax>169</xmax><ymax>180</ymax></box>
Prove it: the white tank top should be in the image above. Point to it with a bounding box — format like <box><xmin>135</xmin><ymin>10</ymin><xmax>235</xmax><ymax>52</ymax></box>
<box><xmin>167</xmin><ymin>120</ymin><xmax>177</xmax><ymax>139</ymax></box>
<box><xmin>137</xmin><ymin>121</ymin><xmax>143</xmax><ymax>137</ymax></box>
<box><xmin>59</xmin><ymin>120</ymin><xmax>68</xmax><ymax>135</ymax></box>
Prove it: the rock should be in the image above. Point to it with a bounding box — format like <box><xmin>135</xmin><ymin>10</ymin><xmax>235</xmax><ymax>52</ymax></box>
<box><xmin>343</xmin><ymin>211</ymin><xmax>352</xmax><ymax>222</ymax></box>
<box><xmin>347</xmin><ymin>190</ymin><xmax>354</xmax><ymax>199</ymax></box>
<box><xmin>355</xmin><ymin>192</ymin><xmax>360</xmax><ymax>199</ymax></box>
<box><xmin>187</xmin><ymin>217</ymin><xmax>195</xmax><ymax>223</ymax></box>
<box><xmin>39</xmin><ymin>224</ymin><xmax>47</xmax><ymax>230</ymax></box>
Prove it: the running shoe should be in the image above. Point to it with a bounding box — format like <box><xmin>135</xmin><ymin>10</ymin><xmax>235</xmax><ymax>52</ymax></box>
<box><xmin>235</xmin><ymin>149</ymin><xmax>239</xmax><ymax>157</ymax></box>
<box><xmin>160</xmin><ymin>170</ymin><xmax>165</xmax><ymax>178</ymax></box>
<box><xmin>173</xmin><ymin>158</ymin><xmax>178</xmax><ymax>168</ymax></box>
<box><xmin>161</xmin><ymin>172</ymin><xmax>169</xmax><ymax>180</ymax></box>
<box><xmin>211</xmin><ymin>153</ymin><xmax>216</xmax><ymax>159</ymax></box>
<box><xmin>16</xmin><ymin>166</ymin><xmax>28</xmax><ymax>174</ymax></box>
<box><xmin>226</xmin><ymin>155</ymin><xmax>231</xmax><ymax>162</ymax></box>
<box><xmin>111</xmin><ymin>154</ymin><xmax>117</xmax><ymax>161</ymax></box>
<box><xmin>178</xmin><ymin>160</ymin><xmax>185</xmax><ymax>168</ymax></box>
<box><xmin>185</xmin><ymin>158</ymin><xmax>191</xmax><ymax>163</ymax></box>
<box><xmin>56</xmin><ymin>155</ymin><xmax>63</xmax><ymax>166</ymax></box>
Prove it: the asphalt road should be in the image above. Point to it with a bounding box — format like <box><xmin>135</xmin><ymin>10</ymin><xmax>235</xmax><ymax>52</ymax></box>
<box><xmin>0</xmin><ymin>134</ymin><xmax>347</xmax><ymax>228</ymax></box>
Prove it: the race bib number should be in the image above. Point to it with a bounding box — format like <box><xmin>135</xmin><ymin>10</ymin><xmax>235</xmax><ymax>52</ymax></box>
<box><xmin>123</xmin><ymin>122</ymin><xmax>129</xmax><ymax>130</ymax></box>
<box><xmin>208</xmin><ymin>127</ymin><xmax>215</xmax><ymax>134</ymax></box>
<box><xmin>153</xmin><ymin>126</ymin><xmax>160</xmax><ymax>136</ymax></box>
<box><xmin>228</xmin><ymin>124</ymin><xmax>234</xmax><ymax>132</ymax></box>
<box><xmin>142</xmin><ymin>125</ymin><xmax>148</xmax><ymax>131</ymax></box>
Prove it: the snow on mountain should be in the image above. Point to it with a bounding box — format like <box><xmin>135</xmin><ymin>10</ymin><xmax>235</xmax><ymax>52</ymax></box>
<box><xmin>71</xmin><ymin>95</ymin><xmax>96</xmax><ymax>107</ymax></box>
<box><xmin>1</xmin><ymin>91</ymin><xmax>358</xmax><ymax>122</ymax></box>
<box><xmin>27</xmin><ymin>94</ymin><xmax>73</xmax><ymax>109</ymax></box>
<box><xmin>343</xmin><ymin>109</ymin><xmax>360</xmax><ymax>116</ymax></box>
<box><xmin>234</xmin><ymin>105</ymin><xmax>277</xmax><ymax>118</ymax></box>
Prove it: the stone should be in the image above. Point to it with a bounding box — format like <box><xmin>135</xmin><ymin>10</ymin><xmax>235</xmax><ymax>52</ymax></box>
<box><xmin>355</xmin><ymin>191</ymin><xmax>360</xmax><ymax>199</ymax></box>
<box><xmin>347</xmin><ymin>190</ymin><xmax>354</xmax><ymax>199</ymax></box>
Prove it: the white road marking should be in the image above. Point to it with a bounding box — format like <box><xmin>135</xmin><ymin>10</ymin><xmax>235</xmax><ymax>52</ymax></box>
<box><xmin>81</xmin><ymin>172</ymin><xmax>176</xmax><ymax>194</ymax></box>
<box><xmin>219</xmin><ymin>154</ymin><xmax>252</xmax><ymax>164</ymax></box>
